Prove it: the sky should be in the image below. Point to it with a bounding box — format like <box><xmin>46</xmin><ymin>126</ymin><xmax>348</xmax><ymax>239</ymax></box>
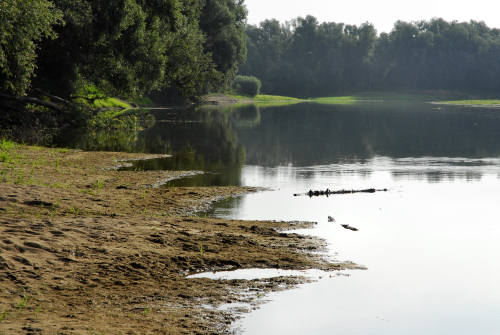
<box><xmin>244</xmin><ymin>0</ymin><xmax>500</xmax><ymax>33</ymax></box>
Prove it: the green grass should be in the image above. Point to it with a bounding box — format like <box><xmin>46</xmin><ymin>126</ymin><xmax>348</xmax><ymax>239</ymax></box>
<box><xmin>72</xmin><ymin>83</ymin><xmax>133</xmax><ymax>109</ymax></box>
<box><xmin>439</xmin><ymin>99</ymin><xmax>500</xmax><ymax>106</ymax></box>
<box><xmin>0</xmin><ymin>152</ymin><xmax>11</xmax><ymax>163</ymax></box>
<box><xmin>0</xmin><ymin>139</ymin><xmax>17</xmax><ymax>163</ymax></box>
<box><xmin>230</xmin><ymin>94</ymin><xmax>302</xmax><ymax>101</ymax></box>
<box><xmin>309</xmin><ymin>96</ymin><xmax>357</xmax><ymax>105</ymax></box>
<box><xmin>252</xmin><ymin>94</ymin><xmax>301</xmax><ymax>102</ymax></box>
<box><xmin>224</xmin><ymin>94</ymin><xmax>303</xmax><ymax>107</ymax></box>
<box><xmin>93</xmin><ymin>97</ymin><xmax>132</xmax><ymax>109</ymax></box>
<box><xmin>227</xmin><ymin>93</ymin><xmax>359</xmax><ymax>106</ymax></box>
<box><xmin>210</xmin><ymin>91</ymin><xmax>477</xmax><ymax>108</ymax></box>
<box><xmin>0</xmin><ymin>139</ymin><xmax>16</xmax><ymax>151</ymax></box>
<box><xmin>226</xmin><ymin>93</ymin><xmax>300</xmax><ymax>101</ymax></box>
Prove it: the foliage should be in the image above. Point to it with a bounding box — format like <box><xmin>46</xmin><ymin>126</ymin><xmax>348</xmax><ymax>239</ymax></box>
<box><xmin>232</xmin><ymin>75</ymin><xmax>261</xmax><ymax>97</ymax></box>
<box><xmin>371</xmin><ymin>19</ymin><xmax>500</xmax><ymax>92</ymax></box>
<box><xmin>71</xmin><ymin>84</ymin><xmax>131</xmax><ymax>109</ymax></box>
<box><xmin>199</xmin><ymin>0</ymin><xmax>248</xmax><ymax>86</ymax></box>
<box><xmin>241</xmin><ymin>17</ymin><xmax>500</xmax><ymax>96</ymax></box>
<box><xmin>240</xmin><ymin>17</ymin><xmax>376</xmax><ymax>97</ymax></box>
<box><xmin>0</xmin><ymin>0</ymin><xmax>63</xmax><ymax>95</ymax></box>
<box><xmin>25</xmin><ymin>0</ymin><xmax>247</xmax><ymax>102</ymax></box>
<box><xmin>92</xmin><ymin>98</ymin><xmax>132</xmax><ymax>109</ymax></box>
<box><xmin>131</xmin><ymin>97</ymin><xmax>154</xmax><ymax>106</ymax></box>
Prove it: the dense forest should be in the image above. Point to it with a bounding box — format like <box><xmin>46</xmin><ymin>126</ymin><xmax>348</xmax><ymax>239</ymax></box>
<box><xmin>240</xmin><ymin>17</ymin><xmax>500</xmax><ymax>97</ymax></box>
<box><xmin>0</xmin><ymin>0</ymin><xmax>246</xmax><ymax>103</ymax></box>
<box><xmin>2</xmin><ymin>1</ymin><xmax>500</xmax><ymax>108</ymax></box>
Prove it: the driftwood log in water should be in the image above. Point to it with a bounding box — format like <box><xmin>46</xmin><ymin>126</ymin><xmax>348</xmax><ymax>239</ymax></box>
<box><xmin>341</xmin><ymin>224</ymin><xmax>359</xmax><ymax>231</ymax></box>
<box><xmin>294</xmin><ymin>188</ymin><xmax>388</xmax><ymax>197</ymax></box>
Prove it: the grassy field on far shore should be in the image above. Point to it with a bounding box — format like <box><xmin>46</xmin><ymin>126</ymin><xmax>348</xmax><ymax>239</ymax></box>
<box><xmin>438</xmin><ymin>99</ymin><xmax>500</xmax><ymax>106</ymax></box>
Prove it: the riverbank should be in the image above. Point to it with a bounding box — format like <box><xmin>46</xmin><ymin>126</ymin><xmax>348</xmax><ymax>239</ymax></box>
<box><xmin>0</xmin><ymin>142</ymin><xmax>356</xmax><ymax>334</ymax></box>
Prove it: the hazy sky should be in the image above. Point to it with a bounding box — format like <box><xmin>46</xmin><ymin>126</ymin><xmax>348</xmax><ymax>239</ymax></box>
<box><xmin>244</xmin><ymin>0</ymin><xmax>500</xmax><ymax>33</ymax></box>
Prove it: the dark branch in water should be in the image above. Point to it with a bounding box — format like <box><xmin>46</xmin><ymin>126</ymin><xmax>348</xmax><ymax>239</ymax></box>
<box><xmin>294</xmin><ymin>188</ymin><xmax>388</xmax><ymax>197</ymax></box>
<box><xmin>341</xmin><ymin>224</ymin><xmax>359</xmax><ymax>231</ymax></box>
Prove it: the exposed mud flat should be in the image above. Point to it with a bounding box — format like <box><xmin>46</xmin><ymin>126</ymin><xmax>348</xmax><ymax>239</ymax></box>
<box><xmin>0</xmin><ymin>145</ymin><xmax>356</xmax><ymax>334</ymax></box>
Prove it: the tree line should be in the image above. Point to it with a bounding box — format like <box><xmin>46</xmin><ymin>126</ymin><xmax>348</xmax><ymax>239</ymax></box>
<box><xmin>239</xmin><ymin>16</ymin><xmax>500</xmax><ymax>97</ymax></box>
<box><xmin>0</xmin><ymin>0</ymin><xmax>247</xmax><ymax>102</ymax></box>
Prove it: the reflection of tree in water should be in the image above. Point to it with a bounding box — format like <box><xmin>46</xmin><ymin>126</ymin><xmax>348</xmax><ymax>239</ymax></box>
<box><xmin>392</xmin><ymin>170</ymin><xmax>483</xmax><ymax>183</ymax></box>
<box><xmin>231</xmin><ymin>105</ymin><xmax>261</xmax><ymax>129</ymax></box>
<box><xmin>237</xmin><ymin>102</ymin><xmax>500</xmax><ymax>167</ymax></box>
<box><xmin>134</xmin><ymin>107</ymin><xmax>253</xmax><ymax>186</ymax></box>
<box><xmin>59</xmin><ymin>107</ymin><xmax>253</xmax><ymax>172</ymax></box>
<box><xmin>139</xmin><ymin>107</ymin><xmax>247</xmax><ymax>171</ymax></box>
<box><xmin>52</xmin><ymin>102</ymin><xmax>500</xmax><ymax>184</ymax></box>
<box><xmin>57</xmin><ymin>111</ymin><xmax>155</xmax><ymax>152</ymax></box>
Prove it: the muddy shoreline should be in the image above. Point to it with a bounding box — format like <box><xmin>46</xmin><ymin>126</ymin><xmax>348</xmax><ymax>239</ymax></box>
<box><xmin>0</xmin><ymin>145</ymin><xmax>357</xmax><ymax>334</ymax></box>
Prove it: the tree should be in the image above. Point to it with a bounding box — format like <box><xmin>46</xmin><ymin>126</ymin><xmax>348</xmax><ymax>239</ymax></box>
<box><xmin>35</xmin><ymin>0</ymin><xmax>170</xmax><ymax>98</ymax></box>
<box><xmin>240</xmin><ymin>16</ymin><xmax>377</xmax><ymax>97</ymax></box>
<box><xmin>33</xmin><ymin>0</ymin><xmax>241</xmax><ymax>102</ymax></box>
<box><xmin>199</xmin><ymin>0</ymin><xmax>247</xmax><ymax>86</ymax></box>
<box><xmin>0</xmin><ymin>0</ymin><xmax>62</xmax><ymax>96</ymax></box>
<box><xmin>241</xmin><ymin>17</ymin><xmax>500</xmax><ymax>96</ymax></box>
<box><xmin>232</xmin><ymin>75</ymin><xmax>261</xmax><ymax>96</ymax></box>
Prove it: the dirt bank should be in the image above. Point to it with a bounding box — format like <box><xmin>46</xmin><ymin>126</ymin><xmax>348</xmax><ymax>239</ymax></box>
<box><xmin>0</xmin><ymin>144</ymin><xmax>357</xmax><ymax>334</ymax></box>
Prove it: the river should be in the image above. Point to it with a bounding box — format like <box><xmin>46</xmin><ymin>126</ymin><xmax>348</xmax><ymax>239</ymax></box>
<box><xmin>69</xmin><ymin>100</ymin><xmax>500</xmax><ymax>334</ymax></box>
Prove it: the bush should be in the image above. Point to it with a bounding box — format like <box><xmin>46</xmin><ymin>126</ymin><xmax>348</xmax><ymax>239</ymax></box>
<box><xmin>232</xmin><ymin>75</ymin><xmax>262</xmax><ymax>97</ymax></box>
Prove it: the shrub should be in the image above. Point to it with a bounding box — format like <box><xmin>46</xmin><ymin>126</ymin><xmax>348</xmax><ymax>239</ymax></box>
<box><xmin>232</xmin><ymin>75</ymin><xmax>262</xmax><ymax>97</ymax></box>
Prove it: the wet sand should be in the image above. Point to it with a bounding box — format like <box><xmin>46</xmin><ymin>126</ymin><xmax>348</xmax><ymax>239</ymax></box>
<box><xmin>0</xmin><ymin>145</ymin><xmax>356</xmax><ymax>334</ymax></box>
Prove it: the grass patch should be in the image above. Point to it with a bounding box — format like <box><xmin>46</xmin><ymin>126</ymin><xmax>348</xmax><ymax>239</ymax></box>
<box><xmin>72</xmin><ymin>83</ymin><xmax>133</xmax><ymax>109</ymax></box>
<box><xmin>208</xmin><ymin>91</ymin><xmax>475</xmax><ymax>108</ymax></box>
<box><xmin>252</xmin><ymin>94</ymin><xmax>301</xmax><ymax>102</ymax></box>
<box><xmin>0</xmin><ymin>139</ymin><xmax>16</xmax><ymax>151</ymax></box>
<box><xmin>309</xmin><ymin>96</ymin><xmax>357</xmax><ymax>105</ymax></box>
<box><xmin>0</xmin><ymin>139</ymin><xmax>17</xmax><ymax>163</ymax></box>
<box><xmin>73</xmin><ymin>96</ymin><xmax>132</xmax><ymax>109</ymax></box>
<box><xmin>229</xmin><ymin>94</ymin><xmax>302</xmax><ymax>102</ymax></box>
<box><xmin>225</xmin><ymin>94</ymin><xmax>303</xmax><ymax>107</ymax></box>
<box><xmin>93</xmin><ymin>97</ymin><xmax>132</xmax><ymax>109</ymax></box>
<box><xmin>439</xmin><ymin>99</ymin><xmax>500</xmax><ymax>106</ymax></box>
<box><xmin>0</xmin><ymin>152</ymin><xmax>11</xmax><ymax>163</ymax></box>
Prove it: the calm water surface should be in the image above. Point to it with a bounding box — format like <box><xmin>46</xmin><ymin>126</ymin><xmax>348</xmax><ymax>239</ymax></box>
<box><xmin>219</xmin><ymin>159</ymin><xmax>500</xmax><ymax>334</ymax></box>
<box><xmin>209</xmin><ymin>102</ymin><xmax>500</xmax><ymax>334</ymax></box>
<box><xmin>66</xmin><ymin>101</ymin><xmax>500</xmax><ymax>334</ymax></box>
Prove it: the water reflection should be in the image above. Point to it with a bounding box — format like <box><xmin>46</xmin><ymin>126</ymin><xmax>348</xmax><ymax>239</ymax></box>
<box><xmin>47</xmin><ymin>101</ymin><xmax>500</xmax><ymax>334</ymax></box>
<box><xmin>56</xmin><ymin>102</ymin><xmax>500</xmax><ymax>184</ymax></box>
<box><xmin>238</xmin><ymin>102</ymin><xmax>500</xmax><ymax>167</ymax></box>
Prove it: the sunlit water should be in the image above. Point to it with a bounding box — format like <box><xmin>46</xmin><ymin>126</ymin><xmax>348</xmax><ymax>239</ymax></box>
<box><xmin>208</xmin><ymin>103</ymin><xmax>500</xmax><ymax>334</ymax></box>
<box><xmin>66</xmin><ymin>101</ymin><xmax>500</xmax><ymax>334</ymax></box>
<box><xmin>213</xmin><ymin>158</ymin><xmax>500</xmax><ymax>334</ymax></box>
